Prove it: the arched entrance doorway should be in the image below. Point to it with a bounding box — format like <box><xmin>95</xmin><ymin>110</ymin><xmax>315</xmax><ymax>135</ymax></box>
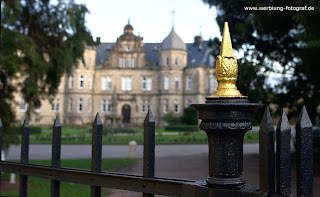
<box><xmin>122</xmin><ymin>104</ymin><xmax>131</xmax><ymax>123</ymax></box>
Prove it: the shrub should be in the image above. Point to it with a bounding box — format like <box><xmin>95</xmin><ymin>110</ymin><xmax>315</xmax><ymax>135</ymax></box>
<box><xmin>12</xmin><ymin>126</ymin><xmax>42</xmax><ymax>135</ymax></box>
<box><xmin>165</xmin><ymin>125</ymin><xmax>199</xmax><ymax>132</ymax></box>
<box><xmin>163</xmin><ymin>112</ymin><xmax>181</xmax><ymax>125</ymax></box>
<box><xmin>181</xmin><ymin>107</ymin><xmax>198</xmax><ymax>125</ymax></box>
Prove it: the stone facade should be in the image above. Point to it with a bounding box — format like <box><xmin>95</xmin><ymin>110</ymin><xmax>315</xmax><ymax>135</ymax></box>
<box><xmin>14</xmin><ymin>22</ymin><xmax>217</xmax><ymax>127</ymax></box>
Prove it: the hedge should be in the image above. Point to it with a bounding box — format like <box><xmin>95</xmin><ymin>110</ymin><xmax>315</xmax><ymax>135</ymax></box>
<box><xmin>165</xmin><ymin>125</ymin><xmax>199</xmax><ymax>132</ymax></box>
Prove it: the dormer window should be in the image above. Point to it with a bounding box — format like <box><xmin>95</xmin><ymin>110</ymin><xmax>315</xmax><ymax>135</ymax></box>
<box><xmin>126</xmin><ymin>45</ymin><xmax>130</xmax><ymax>52</ymax></box>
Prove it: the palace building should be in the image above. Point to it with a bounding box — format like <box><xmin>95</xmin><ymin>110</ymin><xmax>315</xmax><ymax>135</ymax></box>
<box><xmin>14</xmin><ymin>22</ymin><xmax>217</xmax><ymax>127</ymax></box>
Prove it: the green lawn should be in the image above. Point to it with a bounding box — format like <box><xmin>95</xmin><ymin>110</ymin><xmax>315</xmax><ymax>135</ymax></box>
<box><xmin>1</xmin><ymin>158</ymin><xmax>137</xmax><ymax>197</ymax></box>
<box><xmin>28</xmin><ymin>131</ymin><xmax>259</xmax><ymax>144</ymax></box>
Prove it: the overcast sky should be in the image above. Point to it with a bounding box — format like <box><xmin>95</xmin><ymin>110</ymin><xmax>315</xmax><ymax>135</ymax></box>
<box><xmin>76</xmin><ymin>0</ymin><xmax>220</xmax><ymax>43</ymax></box>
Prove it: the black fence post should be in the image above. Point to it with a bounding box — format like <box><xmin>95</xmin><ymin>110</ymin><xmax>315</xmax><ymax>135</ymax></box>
<box><xmin>91</xmin><ymin>113</ymin><xmax>102</xmax><ymax>197</ymax></box>
<box><xmin>259</xmin><ymin>107</ymin><xmax>275</xmax><ymax>196</ymax></box>
<box><xmin>191</xmin><ymin>99</ymin><xmax>263</xmax><ymax>189</ymax></box>
<box><xmin>19</xmin><ymin>117</ymin><xmax>30</xmax><ymax>197</ymax></box>
<box><xmin>276</xmin><ymin>110</ymin><xmax>291</xmax><ymax>196</ymax></box>
<box><xmin>143</xmin><ymin>109</ymin><xmax>155</xmax><ymax>197</ymax></box>
<box><xmin>296</xmin><ymin>106</ymin><xmax>313</xmax><ymax>197</ymax></box>
<box><xmin>51</xmin><ymin>116</ymin><xmax>62</xmax><ymax>197</ymax></box>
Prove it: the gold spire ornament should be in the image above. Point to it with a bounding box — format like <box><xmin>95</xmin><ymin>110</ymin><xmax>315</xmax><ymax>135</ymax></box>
<box><xmin>210</xmin><ymin>22</ymin><xmax>245</xmax><ymax>98</ymax></box>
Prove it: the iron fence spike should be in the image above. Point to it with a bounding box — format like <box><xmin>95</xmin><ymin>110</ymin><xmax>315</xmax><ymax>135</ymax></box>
<box><xmin>297</xmin><ymin>106</ymin><xmax>313</xmax><ymax>128</ymax></box>
<box><xmin>23</xmin><ymin>116</ymin><xmax>30</xmax><ymax>127</ymax></box>
<box><xmin>148</xmin><ymin>108</ymin><xmax>155</xmax><ymax>122</ymax></box>
<box><xmin>296</xmin><ymin>106</ymin><xmax>313</xmax><ymax>197</ymax></box>
<box><xmin>278</xmin><ymin>110</ymin><xmax>291</xmax><ymax>132</ymax></box>
<box><xmin>259</xmin><ymin>106</ymin><xmax>275</xmax><ymax>195</ymax></box>
<box><xmin>54</xmin><ymin>116</ymin><xmax>61</xmax><ymax>127</ymax></box>
<box><xmin>276</xmin><ymin>109</ymin><xmax>291</xmax><ymax>196</ymax></box>
<box><xmin>0</xmin><ymin>118</ymin><xmax>2</xmax><ymax>127</ymax></box>
<box><xmin>94</xmin><ymin>112</ymin><xmax>102</xmax><ymax>126</ymax></box>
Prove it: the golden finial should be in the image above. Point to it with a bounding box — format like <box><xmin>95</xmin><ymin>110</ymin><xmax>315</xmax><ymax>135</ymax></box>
<box><xmin>210</xmin><ymin>22</ymin><xmax>245</xmax><ymax>98</ymax></box>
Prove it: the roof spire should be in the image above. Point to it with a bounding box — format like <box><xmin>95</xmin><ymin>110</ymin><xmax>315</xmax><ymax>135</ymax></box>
<box><xmin>172</xmin><ymin>10</ymin><xmax>175</xmax><ymax>28</ymax></box>
<box><xmin>128</xmin><ymin>17</ymin><xmax>130</xmax><ymax>24</ymax></box>
<box><xmin>199</xmin><ymin>25</ymin><xmax>202</xmax><ymax>37</ymax></box>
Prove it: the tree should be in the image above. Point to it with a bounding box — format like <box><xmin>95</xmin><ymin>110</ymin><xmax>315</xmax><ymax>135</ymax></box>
<box><xmin>0</xmin><ymin>0</ymin><xmax>94</xmax><ymax>149</ymax></box>
<box><xmin>204</xmin><ymin>0</ymin><xmax>320</xmax><ymax>123</ymax></box>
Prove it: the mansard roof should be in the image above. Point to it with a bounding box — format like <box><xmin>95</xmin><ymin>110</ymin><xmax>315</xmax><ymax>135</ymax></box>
<box><xmin>95</xmin><ymin>40</ymin><xmax>215</xmax><ymax>68</ymax></box>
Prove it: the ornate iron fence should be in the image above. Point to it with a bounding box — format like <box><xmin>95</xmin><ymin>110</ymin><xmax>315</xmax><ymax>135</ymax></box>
<box><xmin>0</xmin><ymin>106</ymin><xmax>314</xmax><ymax>197</ymax></box>
<box><xmin>0</xmin><ymin>22</ymin><xmax>314</xmax><ymax>196</ymax></box>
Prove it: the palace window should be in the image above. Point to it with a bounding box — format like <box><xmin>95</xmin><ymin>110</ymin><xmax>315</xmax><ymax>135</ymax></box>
<box><xmin>141</xmin><ymin>100</ymin><xmax>150</xmax><ymax>114</ymax></box>
<box><xmin>175</xmin><ymin>57</ymin><xmax>179</xmax><ymax>67</ymax></box>
<box><xmin>69</xmin><ymin>76</ymin><xmax>74</xmax><ymax>89</ymax></box>
<box><xmin>101</xmin><ymin>99</ymin><xmax>111</xmax><ymax>113</ymax></box>
<box><xmin>129</xmin><ymin>58</ymin><xmax>135</xmax><ymax>68</ymax></box>
<box><xmin>120</xmin><ymin>57</ymin><xmax>126</xmax><ymax>68</ymax></box>
<box><xmin>186</xmin><ymin>76</ymin><xmax>192</xmax><ymax>91</ymax></box>
<box><xmin>51</xmin><ymin>98</ymin><xmax>60</xmax><ymax>112</ymax></box>
<box><xmin>107</xmin><ymin>100</ymin><xmax>112</xmax><ymax>112</ymax></box>
<box><xmin>164</xmin><ymin>76</ymin><xmax>170</xmax><ymax>90</ymax></box>
<box><xmin>79</xmin><ymin>75</ymin><xmax>84</xmax><ymax>89</ymax></box>
<box><xmin>101</xmin><ymin>99</ymin><xmax>107</xmax><ymax>113</ymax></box>
<box><xmin>163</xmin><ymin>99</ymin><xmax>169</xmax><ymax>114</ymax></box>
<box><xmin>174</xmin><ymin>76</ymin><xmax>180</xmax><ymax>90</ymax></box>
<box><xmin>78</xmin><ymin>98</ymin><xmax>83</xmax><ymax>113</ymax></box>
<box><xmin>121</xmin><ymin>77</ymin><xmax>132</xmax><ymax>91</ymax></box>
<box><xmin>142</xmin><ymin>77</ymin><xmax>152</xmax><ymax>91</ymax></box>
<box><xmin>102</xmin><ymin>77</ymin><xmax>112</xmax><ymax>91</ymax></box>
<box><xmin>126</xmin><ymin>45</ymin><xmax>130</xmax><ymax>52</ymax></box>
<box><xmin>174</xmin><ymin>100</ymin><xmax>179</xmax><ymax>114</ymax></box>
<box><xmin>165</xmin><ymin>57</ymin><xmax>169</xmax><ymax>67</ymax></box>
<box><xmin>68</xmin><ymin>98</ymin><xmax>73</xmax><ymax>112</ymax></box>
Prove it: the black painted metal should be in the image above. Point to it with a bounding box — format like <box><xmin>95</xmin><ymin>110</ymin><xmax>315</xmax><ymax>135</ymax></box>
<box><xmin>91</xmin><ymin>113</ymin><xmax>103</xmax><ymax>197</ymax></box>
<box><xmin>143</xmin><ymin>109</ymin><xmax>156</xmax><ymax>197</ymax></box>
<box><xmin>259</xmin><ymin>107</ymin><xmax>275</xmax><ymax>196</ymax></box>
<box><xmin>0</xmin><ymin>105</ymin><xmax>315</xmax><ymax>197</ymax></box>
<box><xmin>296</xmin><ymin>106</ymin><xmax>313</xmax><ymax>197</ymax></box>
<box><xmin>19</xmin><ymin>117</ymin><xmax>30</xmax><ymax>197</ymax></box>
<box><xmin>51</xmin><ymin>116</ymin><xmax>61</xmax><ymax>197</ymax></box>
<box><xmin>276</xmin><ymin>110</ymin><xmax>291</xmax><ymax>196</ymax></box>
<box><xmin>0</xmin><ymin>118</ymin><xmax>2</xmax><ymax>191</ymax></box>
<box><xmin>0</xmin><ymin>161</ymin><xmax>267</xmax><ymax>197</ymax></box>
<box><xmin>191</xmin><ymin>98</ymin><xmax>263</xmax><ymax>188</ymax></box>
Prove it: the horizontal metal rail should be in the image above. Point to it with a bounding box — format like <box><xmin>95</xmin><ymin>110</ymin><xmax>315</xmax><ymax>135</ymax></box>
<box><xmin>0</xmin><ymin>161</ymin><xmax>267</xmax><ymax>197</ymax></box>
<box><xmin>0</xmin><ymin>161</ymin><xmax>191</xmax><ymax>196</ymax></box>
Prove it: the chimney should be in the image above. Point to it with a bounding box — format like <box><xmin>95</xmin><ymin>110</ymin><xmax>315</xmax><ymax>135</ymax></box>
<box><xmin>96</xmin><ymin>37</ymin><xmax>101</xmax><ymax>44</ymax></box>
<box><xmin>194</xmin><ymin>35</ymin><xmax>203</xmax><ymax>47</ymax></box>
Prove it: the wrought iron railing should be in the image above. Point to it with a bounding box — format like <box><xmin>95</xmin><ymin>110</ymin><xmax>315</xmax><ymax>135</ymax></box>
<box><xmin>0</xmin><ymin>106</ymin><xmax>314</xmax><ymax>196</ymax></box>
<box><xmin>0</xmin><ymin>21</ymin><xmax>314</xmax><ymax>196</ymax></box>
